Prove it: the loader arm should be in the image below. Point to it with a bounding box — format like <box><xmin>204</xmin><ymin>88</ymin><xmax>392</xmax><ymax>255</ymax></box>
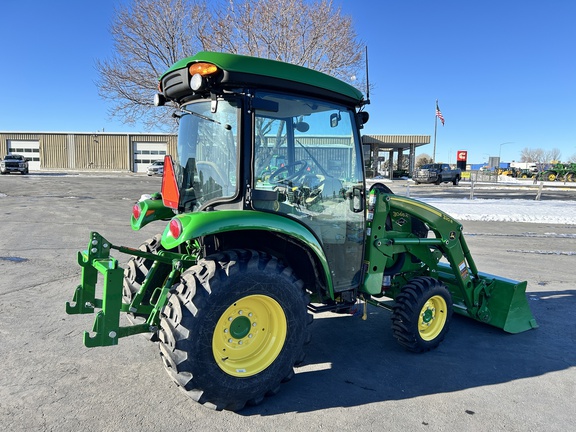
<box><xmin>363</xmin><ymin>187</ymin><xmax>537</xmax><ymax>333</ymax></box>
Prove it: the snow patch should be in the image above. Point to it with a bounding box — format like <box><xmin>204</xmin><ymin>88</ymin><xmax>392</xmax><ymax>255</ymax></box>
<box><xmin>420</xmin><ymin>198</ymin><xmax>576</xmax><ymax>225</ymax></box>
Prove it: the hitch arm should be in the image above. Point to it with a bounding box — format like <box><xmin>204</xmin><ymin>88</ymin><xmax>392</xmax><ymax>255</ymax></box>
<box><xmin>66</xmin><ymin>232</ymin><xmax>156</xmax><ymax>347</ymax></box>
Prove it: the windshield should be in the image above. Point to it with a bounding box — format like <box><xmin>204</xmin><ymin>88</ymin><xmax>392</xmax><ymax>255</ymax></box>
<box><xmin>174</xmin><ymin>99</ymin><xmax>239</xmax><ymax>211</ymax></box>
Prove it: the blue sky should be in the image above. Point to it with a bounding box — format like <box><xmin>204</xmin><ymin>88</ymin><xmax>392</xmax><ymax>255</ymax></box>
<box><xmin>1</xmin><ymin>0</ymin><xmax>574</xmax><ymax>164</ymax></box>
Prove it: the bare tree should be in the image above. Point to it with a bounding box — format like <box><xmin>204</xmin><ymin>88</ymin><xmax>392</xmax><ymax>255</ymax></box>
<box><xmin>415</xmin><ymin>153</ymin><xmax>432</xmax><ymax>168</ymax></box>
<box><xmin>96</xmin><ymin>0</ymin><xmax>212</xmax><ymax>130</ymax></box>
<box><xmin>521</xmin><ymin>147</ymin><xmax>562</xmax><ymax>163</ymax></box>
<box><xmin>545</xmin><ymin>147</ymin><xmax>562</xmax><ymax>163</ymax></box>
<box><xmin>520</xmin><ymin>147</ymin><xmax>541</xmax><ymax>163</ymax></box>
<box><xmin>96</xmin><ymin>0</ymin><xmax>364</xmax><ymax>130</ymax></box>
<box><xmin>209</xmin><ymin>0</ymin><xmax>362</xmax><ymax>80</ymax></box>
<box><xmin>520</xmin><ymin>147</ymin><xmax>562</xmax><ymax>171</ymax></box>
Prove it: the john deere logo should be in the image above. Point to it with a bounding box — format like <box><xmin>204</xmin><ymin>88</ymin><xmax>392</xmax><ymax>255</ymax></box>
<box><xmin>395</xmin><ymin>218</ymin><xmax>407</xmax><ymax>227</ymax></box>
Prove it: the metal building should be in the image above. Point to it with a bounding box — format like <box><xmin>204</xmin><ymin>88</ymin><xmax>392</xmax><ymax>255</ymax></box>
<box><xmin>0</xmin><ymin>132</ymin><xmax>177</xmax><ymax>173</ymax></box>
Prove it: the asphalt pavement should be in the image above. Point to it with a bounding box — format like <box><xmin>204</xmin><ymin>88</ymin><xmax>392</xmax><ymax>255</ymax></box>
<box><xmin>1</xmin><ymin>173</ymin><xmax>574</xmax><ymax>431</ymax></box>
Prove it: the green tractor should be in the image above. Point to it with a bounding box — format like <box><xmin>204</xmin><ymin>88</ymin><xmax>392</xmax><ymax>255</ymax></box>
<box><xmin>66</xmin><ymin>52</ymin><xmax>537</xmax><ymax>411</ymax></box>
<box><xmin>539</xmin><ymin>163</ymin><xmax>576</xmax><ymax>182</ymax></box>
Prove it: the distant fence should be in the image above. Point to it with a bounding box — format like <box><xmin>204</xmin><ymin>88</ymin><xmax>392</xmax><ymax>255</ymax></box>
<box><xmin>462</xmin><ymin>170</ymin><xmax>499</xmax><ymax>182</ymax></box>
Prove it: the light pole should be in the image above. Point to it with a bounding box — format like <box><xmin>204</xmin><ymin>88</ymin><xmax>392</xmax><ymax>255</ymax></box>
<box><xmin>497</xmin><ymin>142</ymin><xmax>514</xmax><ymax>182</ymax></box>
<box><xmin>498</xmin><ymin>141</ymin><xmax>514</xmax><ymax>165</ymax></box>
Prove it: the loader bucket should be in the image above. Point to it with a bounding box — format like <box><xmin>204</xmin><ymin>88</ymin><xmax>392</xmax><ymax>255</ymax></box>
<box><xmin>438</xmin><ymin>266</ymin><xmax>538</xmax><ymax>333</ymax></box>
<box><xmin>478</xmin><ymin>273</ymin><xmax>538</xmax><ymax>333</ymax></box>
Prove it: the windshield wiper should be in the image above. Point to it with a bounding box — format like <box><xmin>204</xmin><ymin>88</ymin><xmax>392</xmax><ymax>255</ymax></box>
<box><xmin>177</xmin><ymin>108</ymin><xmax>232</xmax><ymax>130</ymax></box>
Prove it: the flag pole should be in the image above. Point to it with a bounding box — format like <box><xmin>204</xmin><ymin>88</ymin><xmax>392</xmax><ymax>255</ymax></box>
<box><xmin>433</xmin><ymin>100</ymin><xmax>438</xmax><ymax>162</ymax></box>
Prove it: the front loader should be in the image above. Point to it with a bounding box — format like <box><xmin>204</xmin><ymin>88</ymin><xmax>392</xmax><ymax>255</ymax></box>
<box><xmin>66</xmin><ymin>51</ymin><xmax>537</xmax><ymax>411</ymax></box>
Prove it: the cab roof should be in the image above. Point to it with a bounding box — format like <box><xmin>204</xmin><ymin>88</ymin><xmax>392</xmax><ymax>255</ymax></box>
<box><xmin>160</xmin><ymin>51</ymin><xmax>365</xmax><ymax>106</ymax></box>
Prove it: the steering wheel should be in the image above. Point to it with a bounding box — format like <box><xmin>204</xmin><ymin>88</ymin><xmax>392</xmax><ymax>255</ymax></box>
<box><xmin>268</xmin><ymin>160</ymin><xmax>308</xmax><ymax>184</ymax></box>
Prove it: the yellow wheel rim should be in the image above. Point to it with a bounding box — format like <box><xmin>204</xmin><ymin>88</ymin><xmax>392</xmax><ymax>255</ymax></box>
<box><xmin>418</xmin><ymin>295</ymin><xmax>448</xmax><ymax>341</ymax></box>
<box><xmin>212</xmin><ymin>294</ymin><xmax>287</xmax><ymax>377</ymax></box>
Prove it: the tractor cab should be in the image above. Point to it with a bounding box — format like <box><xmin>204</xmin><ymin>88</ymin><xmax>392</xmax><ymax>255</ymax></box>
<box><xmin>158</xmin><ymin>52</ymin><xmax>368</xmax><ymax>293</ymax></box>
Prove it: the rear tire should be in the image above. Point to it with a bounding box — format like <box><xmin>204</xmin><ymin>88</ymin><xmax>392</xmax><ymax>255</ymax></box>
<box><xmin>158</xmin><ymin>249</ymin><xmax>311</xmax><ymax>411</ymax></box>
<box><xmin>392</xmin><ymin>277</ymin><xmax>452</xmax><ymax>352</ymax></box>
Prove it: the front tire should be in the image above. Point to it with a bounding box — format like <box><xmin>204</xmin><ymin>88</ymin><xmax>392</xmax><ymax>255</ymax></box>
<box><xmin>391</xmin><ymin>277</ymin><xmax>452</xmax><ymax>352</ymax></box>
<box><xmin>158</xmin><ymin>249</ymin><xmax>310</xmax><ymax>411</ymax></box>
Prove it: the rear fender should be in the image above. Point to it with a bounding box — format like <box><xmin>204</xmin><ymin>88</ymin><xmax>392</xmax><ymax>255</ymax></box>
<box><xmin>161</xmin><ymin>210</ymin><xmax>334</xmax><ymax>294</ymax></box>
<box><xmin>131</xmin><ymin>194</ymin><xmax>174</xmax><ymax>230</ymax></box>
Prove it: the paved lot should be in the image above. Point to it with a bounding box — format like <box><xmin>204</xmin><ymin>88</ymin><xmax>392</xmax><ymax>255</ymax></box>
<box><xmin>1</xmin><ymin>173</ymin><xmax>575</xmax><ymax>431</ymax></box>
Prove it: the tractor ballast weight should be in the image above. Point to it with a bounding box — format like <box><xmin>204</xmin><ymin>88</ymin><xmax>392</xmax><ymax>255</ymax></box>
<box><xmin>66</xmin><ymin>51</ymin><xmax>537</xmax><ymax>410</ymax></box>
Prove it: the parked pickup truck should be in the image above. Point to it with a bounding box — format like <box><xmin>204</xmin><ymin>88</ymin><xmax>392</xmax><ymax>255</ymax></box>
<box><xmin>1</xmin><ymin>154</ymin><xmax>29</xmax><ymax>175</ymax></box>
<box><xmin>413</xmin><ymin>163</ymin><xmax>461</xmax><ymax>185</ymax></box>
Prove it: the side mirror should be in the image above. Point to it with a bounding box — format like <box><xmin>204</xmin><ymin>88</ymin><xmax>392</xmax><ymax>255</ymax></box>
<box><xmin>330</xmin><ymin>112</ymin><xmax>341</xmax><ymax>128</ymax></box>
<box><xmin>357</xmin><ymin>111</ymin><xmax>369</xmax><ymax>128</ymax></box>
<box><xmin>294</xmin><ymin>121</ymin><xmax>310</xmax><ymax>133</ymax></box>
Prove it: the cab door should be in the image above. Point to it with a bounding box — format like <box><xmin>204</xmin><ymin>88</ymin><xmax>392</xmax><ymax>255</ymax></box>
<box><xmin>251</xmin><ymin>91</ymin><xmax>365</xmax><ymax>292</ymax></box>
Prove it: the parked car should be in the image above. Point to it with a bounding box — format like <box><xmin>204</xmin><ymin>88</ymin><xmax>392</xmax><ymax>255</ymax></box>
<box><xmin>1</xmin><ymin>154</ymin><xmax>29</xmax><ymax>175</ymax></box>
<box><xmin>146</xmin><ymin>160</ymin><xmax>164</xmax><ymax>176</ymax></box>
<box><xmin>413</xmin><ymin>163</ymin><xmax>461</xmax><ymax>185</ymax></box>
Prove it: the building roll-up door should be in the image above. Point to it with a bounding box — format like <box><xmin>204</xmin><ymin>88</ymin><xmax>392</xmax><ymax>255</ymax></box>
<box><xmin>7</xmin><ymin>140</ymin><xmax>40</xmax><ymax>170</ymax></box>
<box><xmin>133</xmin><ymin>142</ymin><xmax>167</xmax><ymax>173</ymax></box>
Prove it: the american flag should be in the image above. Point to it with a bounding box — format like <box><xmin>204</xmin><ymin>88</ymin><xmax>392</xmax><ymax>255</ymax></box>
<box><xmin>436</xmin><ymin>100</ymin><xmax>445</xmax><ymax>126</ymax></box>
